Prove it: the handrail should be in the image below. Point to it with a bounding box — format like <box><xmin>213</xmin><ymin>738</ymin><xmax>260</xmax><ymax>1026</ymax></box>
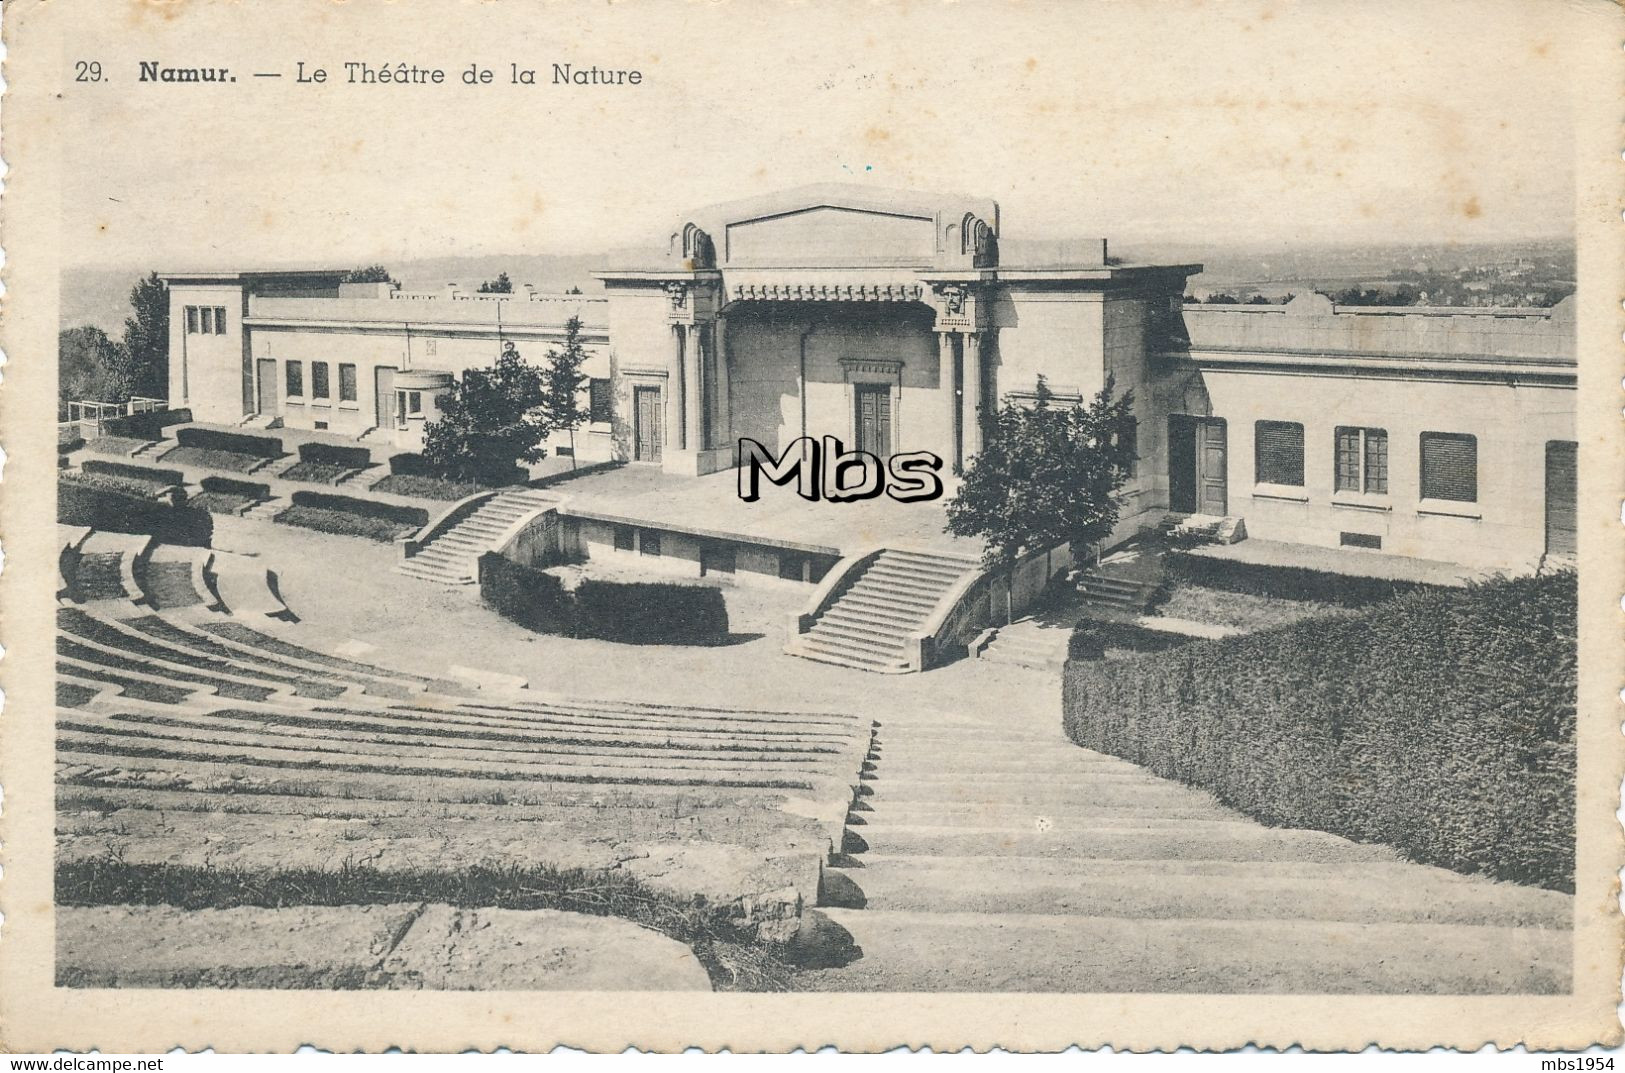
<box><xmin>397</xmin><ymin>488</ymin><xmax>499</xmax><ymax>559</ymax></box>
<box><xmin>785</xmin><ymin>542</ymin><xmax>887</xmax><ymax>643</ymax></box>
<box><xmin>491</xmin><ymin>501</ymin><xmax>559</xmax><ymax>560</ymax></box>
<box><xmin>909</xmin><ymin>542</ymin><xmax>1070</xmax><ymax>670</ymax></box>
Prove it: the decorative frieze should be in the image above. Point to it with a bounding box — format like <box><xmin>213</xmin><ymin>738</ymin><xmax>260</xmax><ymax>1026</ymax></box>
<box><xmin>731</xmin><ymin>282</ymin><xmax>924</xmax><ymax>303</ymax></box>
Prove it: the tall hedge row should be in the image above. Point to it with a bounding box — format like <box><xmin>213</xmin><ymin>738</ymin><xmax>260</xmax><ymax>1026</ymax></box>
<box><xmin>299</xmin><ymin>442</ymin><xmax>373</xmax><ymax>469</ymax></box>
<box><xmin>289</xmin><ymin>490</ymin><xmax>428</xmax><ymax>529</ymax></box>
<box><xmin>200</xmin><ymin>475</ymin><xmax>271</xmax><ymax>499</ymax></box>
<box><xmin>1062</xmin><ymin>571</ymin><xmax>1576</xmax><ymax>891</ymax></box>
<box><xmin>58</xmin><ymin>480</ymin><xmax>213</xmax><ymax>547</ymax></box>
<box><xmin>175</xmin><ymin>426</ymin><xmax>283</xmax><ymax>458</ymax></box>
<box><xmin>478</xmin><ymin>553</ymin><xmax>730</xmax><ymax>645</ymax></box>
<box><xmin>1161</xmin><ymin>551</ymin><xmax>1439</xmax><ymax>607</ymax></box>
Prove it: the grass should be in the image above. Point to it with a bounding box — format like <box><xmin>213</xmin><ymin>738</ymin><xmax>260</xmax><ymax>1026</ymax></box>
<box><xmin>160</xmin><ymin>445</ymin><xmax>273</xmax><ymax>473</ymax></box>
<box><xmin>371</xmin><ymin>473</ymin><xmax>491</xmax><ymax>501</ymax></box>
<box><xmin>190</xmin><ymin>491</ymin><xmax>259</xmax><ymax>515</ymax></box>
<box><xmin>56</xmin><ymin>857</ymin><xmax>799</xmax><ymax>991</ymax></box>
<box><xmin>85</xmin><ymin>435</ymin><xmax>155</xmax><ymax>457</ymax></box>
<box><xmin>1151</xmin><ymin>580</ymin><xmax>1352</xmax><ymax>631</ymax></box>
<box><xmin>282</xmin><ymin>461</ymin><xmax>358</xmax><ymax>485</ymax></box>
<box><xmin>274</xmin><ymin>504</ymin><xmax>419</xmax><ymax>543</ymax></box>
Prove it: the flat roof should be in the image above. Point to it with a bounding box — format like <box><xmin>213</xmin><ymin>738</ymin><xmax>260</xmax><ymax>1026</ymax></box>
<box><xmin>157</xmin><ymin>269</ymin><xmax>350</xmax><ymax>282</ymax></box>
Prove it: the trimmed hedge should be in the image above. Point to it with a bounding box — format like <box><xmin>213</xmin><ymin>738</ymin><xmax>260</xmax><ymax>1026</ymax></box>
<box><xmin>58</xmin><ymin>479</ymin><xmax>212</xmax><ymax>547</ymax></box>
<box><xmin>81</xmin><ymin>459</ymin><xmax>186</xmax><ymax>487</ymax></box>
<box><xmin>299</xmin><ymin>441</ymin><xmax>372</xmax><ymax>469</ymax></box>
<box><xmin>288</xmin><ymin>490</ymin><xmax>428</xmax><ymax>529</ymax></box>
<box><xmin>1062</xmin><ymin>571</ymin><xmax>1576</xmax><ymax>891</ymax></box>
<box><xmin>390</xmin><ymin>451</ymin><xmax>523</xmax><ymax>486</ymax></box>
<box><xmin>101</xmin><ymin>407</ymin><xmax>192</xmax><ymax>442</ymax></box>
<box><xmin>200</xmin><ymin>475</ymin><xmax>271</xmax><ymax>499</ymax></box>
<box><xmin>1161</xmin><ymin>551</ymin><xmax>1440</xmax><ymax>608</ymax></box>
<box><xmin>479</xmin><ymin>553</ymin><xmax>574</xmax><ymax>635</ymax></box>
<box><xmin>175</xmin><ymin>426</ymin><xmax>282</xmax><ymax>458</ymax></box>
<box><xmin>479</xmin><ymin>553</ymin><xmax>730</xmax><ymax>645</ymax></box>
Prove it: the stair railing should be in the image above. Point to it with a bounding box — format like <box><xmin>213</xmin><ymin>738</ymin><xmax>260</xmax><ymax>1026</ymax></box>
<box><xmin>397</xmin><ymin>489</ymin><xmax>499</xmax><ymax>562</ymax></box>
<box><xmin>910</xmin><ymin>542</ymin><xmax>1074</xmax><ymax>671</ymax></box>
<box><xmin>785</xmin><ymin>543</ymin><xmax>886</xmax><ymax>646</ymax></box>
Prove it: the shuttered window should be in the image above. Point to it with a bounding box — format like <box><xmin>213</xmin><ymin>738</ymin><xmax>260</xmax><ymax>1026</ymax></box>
<box><xmin>1255</xmin><ymin>420</ymin><xmax>1304</xmax><ymax>486</ymax></box>
<box><xmin>1420</xmin><ymin>432</ymin><xmax>1477</xmax><ymax>502</ymax></box>
<box><xmin>589</xmin><ymin>378</ymin><xmax>613</xmax><ymax>424</ymax></box>
<box><xmin>1335</xmin><ymin>427</ymin><xmax>1388</xmax><ymax>494</ymax></box>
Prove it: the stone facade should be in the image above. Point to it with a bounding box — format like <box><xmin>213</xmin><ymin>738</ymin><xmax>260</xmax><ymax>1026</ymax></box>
<box><xmin>162</xmin><ymin>184</ymin><xmax>1577</xmax><ymax>572</ymax></box>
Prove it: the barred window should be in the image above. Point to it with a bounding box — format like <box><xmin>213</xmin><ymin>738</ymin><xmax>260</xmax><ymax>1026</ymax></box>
<box><xmin>1421</xmin><ymin>432</ymin><xmax>1477</xmax><ymax>502</ymax></box>
<box><xmin>285</xmin><ymin>361</ymin><xmax>303</xmax><ymax>397</ymax></box>
<box><xmin>589</xmin><ymin>378</ymin><xmax>613</xmax><ymax>424</ymax></box>
<box><xmin>1335</xmin><ymin>427</ymin><xmax>1388</xmax><ymax>494</ymax></box>
<box><xmin>311</xmin><ymin>362</ymin><xmax>330</xmax><ymax>400</ymax></box>
<box><xmin>338</xmin><ymin>363</ymin><xmax>358</xmax><ymax>403</ymax></box>
<box><xmin>1255</xmin><ymin>420</ymin><xmax>1305</xmax><ymax>486</ymax></box>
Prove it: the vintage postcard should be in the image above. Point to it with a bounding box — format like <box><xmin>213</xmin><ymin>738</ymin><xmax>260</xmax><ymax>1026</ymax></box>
<box><xmin>1</xmin><ymin>0</ymin><xmax>1621</xmax><ymax>1055</ymax></box>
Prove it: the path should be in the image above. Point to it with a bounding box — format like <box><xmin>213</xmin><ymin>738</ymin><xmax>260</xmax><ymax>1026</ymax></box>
<box><xmin>800</xmin><ymin>699</ymin><xmax>1571</xmax><ymax>993</ymax></box>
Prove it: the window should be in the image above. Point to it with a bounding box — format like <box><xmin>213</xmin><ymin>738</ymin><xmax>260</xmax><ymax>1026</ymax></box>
<box><xmin>1420</xmin><ymin>432</ymin><xmax>1477</xmax><ymax>503</ymax></box>
<box><xmin>285</xmin><ymin>361</ymin><xmax>304</xmax><ymax>397</ymax></box>
<box><xmin>213</xmin><ymin>306</ymin><xmax>228</xmax><ymax>334</ymax></box>
<box><xmin>405</xmin><ymin>390</ymin><xmax>422</xmax><ymax>415</ymax></box>
<box><xmin>612</xmin><ymin>525</ymin><xmax>634</xmax><ymax>552</ymax></box>
<box><xmin>1255</xmin><ymin>420</ymin><xmax>1305</xmax><ymax>486</ymax></box>
<box><xmin>338</xmin><ymin>363</ymin><xmax>358</xmax><ymax>403</ymax></box>
<box><xmin>589</xmin><ymin>378</ymin><xmax>613</xmax><ymax>424</ymax></box>
<box><xmin>311</xmin><ymin>361</ymin><xmax>330</xmax><ymax>400</ymax></box>
<box><xmin>1119</xmin><ymin>417</ymin><xmax>1139</xmax><ymax>479</ymax></box>
<box><xmin>1335</xmin><ymin>427</ymin><xmax>1388</xmax><ymax>494</ymax></box>
<box><xmin>199</xmin><ymin>307</ymin><xmax>214</xmax><ymax>334</ymax></box>
<box><xmin>639</xmin><ymin>530</ymin><xmax>662</xmax><ymax>557</ymax></box>
<box><xmin>185</xmin><ymin>306</ymin><xmax>200</xmax><ymax>334</ymax></box>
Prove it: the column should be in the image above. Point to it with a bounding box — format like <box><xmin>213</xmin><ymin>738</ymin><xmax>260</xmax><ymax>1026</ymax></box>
<box><xmin>939</xmin><ymin>332</ymin><xmax>958</xmax><ymax>469</ymax></box>
<box><xmin>713</xmin><ymin>317</ymin><xmax>731</xmax><ymax>452</ymax></box>
<box><xmin>961</xmin><ymin>332</ymin><xmax>982</xmax><ymax>466</ymax></box>
<box><xmin>670</xmin><ymin>324</ymin><xmax>686</xmax><ymax>451</ymax></box>
<box><xmin>682</xmin><ymin>323</ymin><xmax>703</xmax><ymax>453</ymax></box>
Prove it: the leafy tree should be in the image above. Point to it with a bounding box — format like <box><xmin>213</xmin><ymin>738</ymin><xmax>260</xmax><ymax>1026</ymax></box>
<box><xmin>477</xmin><ymin>272</ymin><xmax>514</xmax><ymax>294</ymax></box>
<box><xmin>343</xmin><ymin>264</ymin><xmax>398</xmax><ymax>286</ymax></box>
<box><xmin>59</xmin><ymin>326</ymin><xmax>131</xmax><ymax>405</ymax></box>
<box><xmin>421</xmin><ymin>341</ymin><xmax>551</xmax><ymax>485</ymax></box>
<box><xmin>945</xmin><ymin>376</ymin><xmax>1138</xmax><ymax>573</ymax></box>
<box><xmin>119</xmin><ymin>272</ymin><xmax>169</xmax><ymax>399</ymax></box>
<box><xmin>543</xmin><ymin>317</ymin><xmax>589</xmax><ymax>469</ymax></box>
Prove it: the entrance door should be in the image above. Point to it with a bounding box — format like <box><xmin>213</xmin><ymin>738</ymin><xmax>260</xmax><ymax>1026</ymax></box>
<box><xmin>854</xmin><ymin>384</ymin><xmax>892</xmax><ymax>456</ymax></box>
<box><xmin>1168</xmin><ymin>415</ymin><xmax>1227</xmax><ymax>515</ymax></box>
<box><xmin>375</xmin><ymin>367</ymin><xmax>396</xmax><ymax>429</ymax></box>
<box><xmin>633</xmin><ymin>385</ymin><xmax>663</xmax><ymax>463</ymax></box>
<box><xmin>1196</xmin><ymin>419</ymin><xmax>1228</xmax><ymax>515</ymax></box>
<box><xmin>256</xmin><ymin>359</ymin><xmax>278</xmax><ymax>416</ymax></box>
<box><xmin>1545</xmin><ymin>440</ymin><xmax>1577</xmax><ymax>556</ymax></box>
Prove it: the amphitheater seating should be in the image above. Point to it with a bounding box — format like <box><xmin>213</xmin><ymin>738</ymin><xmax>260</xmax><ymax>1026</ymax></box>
<box><xmin>66</xmin><ymin>532</ymin><xmax>152</xmax><ymax>604</ymax></box>
<box><xmin>208</xmin><ymin>550</ymin><xmax>295</xmax><ymax>620</ymax></box>
<box><xmin>136</xmin><ymin>546</ymin><xmax>212</xmax><ymax>610</ymax></box>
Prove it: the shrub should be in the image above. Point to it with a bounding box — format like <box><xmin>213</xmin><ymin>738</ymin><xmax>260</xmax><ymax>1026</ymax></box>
<box><xmin>288</xmin><ymin>490</ymin><xmax>428</xmax><ymax>529</ymax></box>
<box><xmin>200</xmin><ymin>475</ymin><xmax>271</xmax><ymax>500</ymax></box>
<box><xmin>298</xmin><ymin>442</ymin><xmax>372</xmax><ymax>469</ymax></box>
<box><xmin>1160</xmin><ymin>551</ymin><xmax>1440</xmax><ymax>608</ymax></box>
<box><xmin>58</xmin><ymin>478</ymin><xmax>212</xmax><ymax>546</ymax></box>
<box><xmin>174</xmin><ymin>426</ymin><xmax>282</xmax><ymax>458</ymax></box>
<box><xmin>81</xmin><ymin>459</ymin><xmax>186</xmax><ymax>487</ymax></box>
<box><xmin>1068</xmin><ymin>619</ymin><xmax>1196</xmax><ymax>661</ymax></box>
<box><xmin>159</xmin><ymin>445</ymin><xmax>269</xmax><ymax>473</ymax></box>
<box><xmin>479</xmin><ymin>553</ymin><xmax>573</xmax><ymax>634</ymax></box>
<box><xmin>1061</xmin><ymin>571</ymin><xmax>1576</xmax><ymax>891</ymax></box>
<box><xmin>101</xmin><ymin>407</ymin><xmax>192</xmax><ymax>442</ymax></box>
<box><xmin>389</xmin><ymin>452</ymin><xmax>434</xmax><ymax>476</ymax></box>
<box><xmin>574</xmin><ymin>578</ymin><xmax>729</xmax><ymax>645</ymax></box>
<box><xmin>281</xmin><ymin>461</ymin><xmax>353</xmax><ymax>485</ymax></box>
<box><xmin>372</xmin><ymin>473</ymin><xmax>488</xmax><ymax>502</ymax></box>
<box><xmin>390</xmin><ymin>451</ymin><xmax>522</xmax><ymax>486</ymax></box>
<box><xmin>477</xmin><ymin>554</ymin><xmax>730</xmax><ymax>645</ymax></box>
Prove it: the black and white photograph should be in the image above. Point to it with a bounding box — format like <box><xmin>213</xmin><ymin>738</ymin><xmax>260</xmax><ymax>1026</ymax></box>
<box><xmin>1</xmin><ymin>0</ymin><xmax>1620</xmax><ymax>1055</ymax></box>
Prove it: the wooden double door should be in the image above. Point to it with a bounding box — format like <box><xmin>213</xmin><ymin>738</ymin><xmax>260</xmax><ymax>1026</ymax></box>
<box><xmin>854</xmin><ymin>384</ymin><xmax>892</xmax><ymax>457</ymax></box>
<box><xmin>1168</xmin><ymin>415</ymin><xmax>1228</xmax><ymax>516</ymax></box>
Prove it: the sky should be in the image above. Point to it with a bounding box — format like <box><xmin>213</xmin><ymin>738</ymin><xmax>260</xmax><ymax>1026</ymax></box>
<box><xmin>55</xmin><ymin>0</ymin><xmax>1591</xmax><ymax>271</ymax></box>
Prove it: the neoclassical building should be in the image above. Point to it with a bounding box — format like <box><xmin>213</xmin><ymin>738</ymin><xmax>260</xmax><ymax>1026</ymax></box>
<box><xmin>163</xmin><ymin>183</ymin><xmax>1577</xmax><ymax>572</ymax></box>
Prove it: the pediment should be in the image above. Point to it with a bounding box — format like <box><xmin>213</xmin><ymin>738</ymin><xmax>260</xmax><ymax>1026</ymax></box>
<box><xmin>724</xmin><ymin>205</ymin><xmax>937</xmax><ymax>268</ymax></box>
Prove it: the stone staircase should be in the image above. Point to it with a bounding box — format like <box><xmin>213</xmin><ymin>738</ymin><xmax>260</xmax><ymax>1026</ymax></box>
<box><xmin>1070</xmin><ymin>568</ymin><xmax>1159</xmax><ymax>614</ymax></box>
<box><xmin>787</xmin><ymin>548</ymin><xmax>979</xmax><ymax>673</ymax></box>
<box><xmin>974</xmin><ymin>618</ymin><xmax>1074</xmax><ymax>671</ymax></box>
<box><xmin>241</xmin><ymin>498</ymin><xmax>286</xmax><ymax>522</ymax></box>
<box><xmin>800</xmin><ymin>710</ymin><xmax>1572</xmax><ymax>993</ymax></box>
<box><xmin>1159</xmin><ymin>512</ymin><xmax>1247</xmax><ymax>545</ymax></box>
<box><xmin>396</xmin><ymin>490</ymin><xmax>554</xmax><ymax>586</ymax></box>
